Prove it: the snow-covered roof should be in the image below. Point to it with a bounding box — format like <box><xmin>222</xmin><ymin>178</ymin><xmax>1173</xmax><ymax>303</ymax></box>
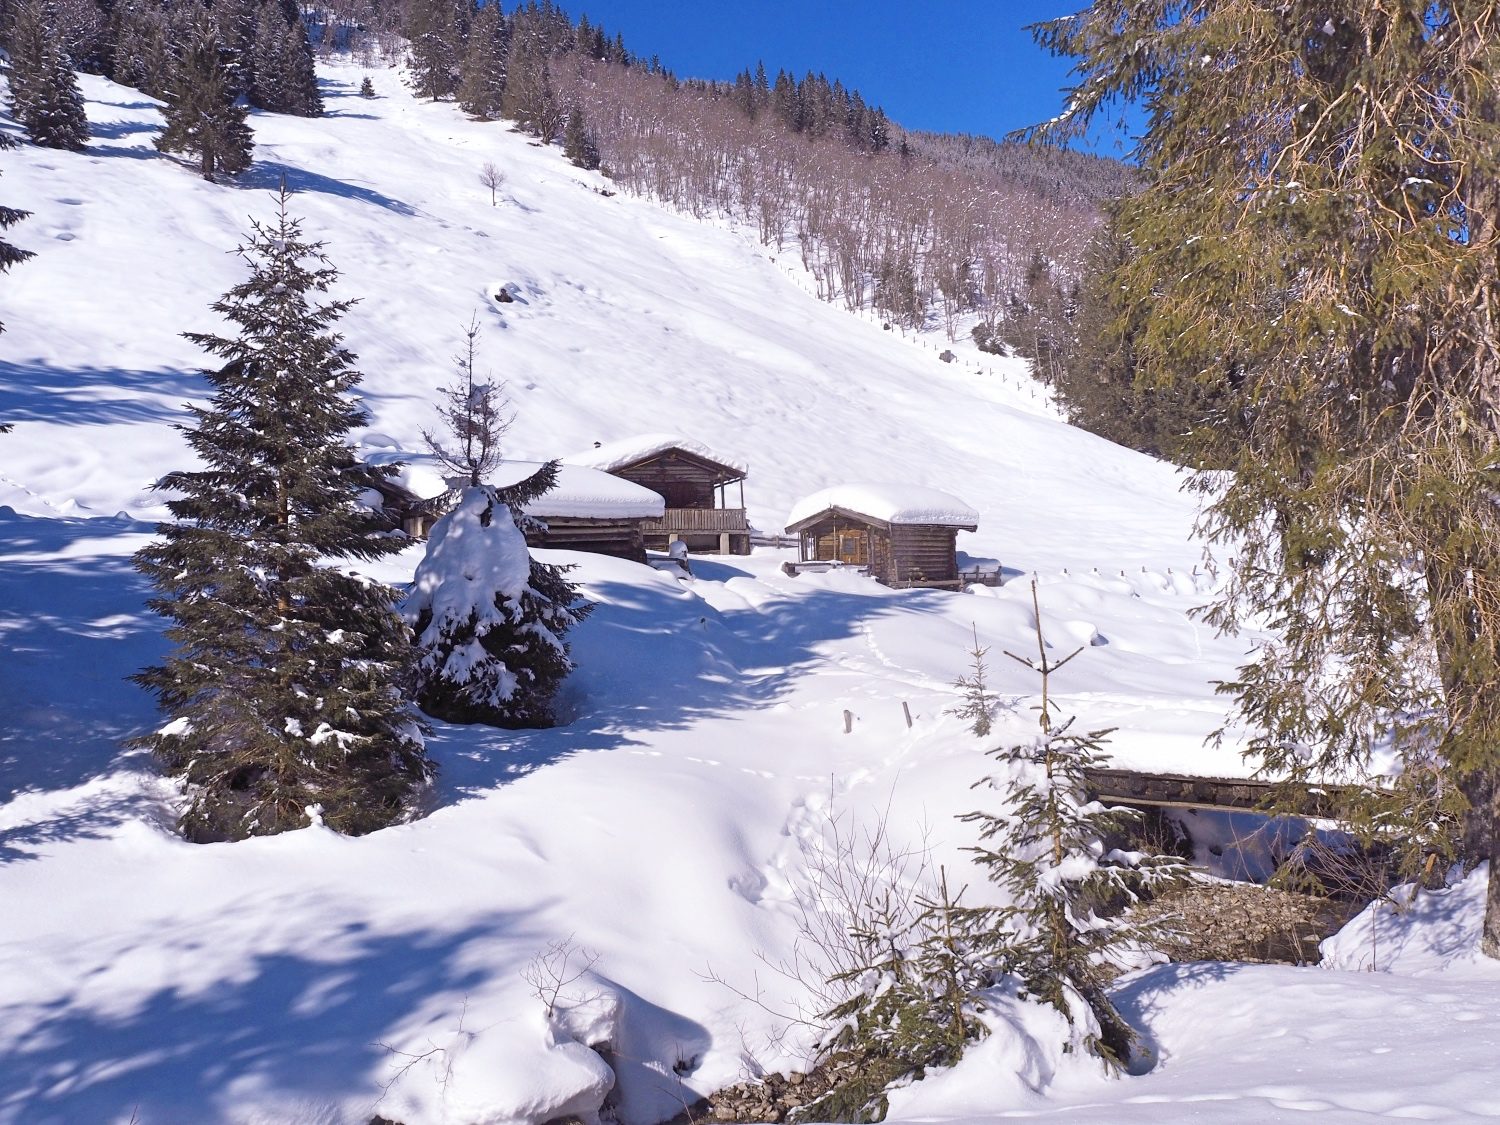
<box><xmin>363</xmin><ymin>449</ymin><xmax>452</xmax><ymax>501</ymax></box>
<box><xmin>360</xmin><ymin>448</ymin><xmax>664</xmax><ymax>519</ymax></box>
<box><xmin>785</xmin><ymin>483</ymin><xmax>980</xmax><ymax>531</ymax></box>
<box><xmin>561</xmin><ymin>433</ymin><xmax>748</xmax><ymax>477</ymax></box>
<box><xmin>496</xmin><ymin>461</ymin><xmax>665</xmax><ymax>519</ymax></box>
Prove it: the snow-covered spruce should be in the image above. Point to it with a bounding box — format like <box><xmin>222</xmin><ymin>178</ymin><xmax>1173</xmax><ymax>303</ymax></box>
<box><xmin>958</xmin><ymin>582</ymin><xmax>1187</xmax><ymax>1068</ymax></box>
<box><xmin>153</xmin><ymin>10</ymin><xmax>253</xmax><ymax>181</ymax></box>
<box><xmin>131</xmin><ymin>188</ymin><xmax>431</xmax><ymax>843</ymax></box>
<box><xmin>404</xmin><ymin>465</ymin><xmax>589</xmax><ymax>728</ymax></box>
<box><xmin>5</xmin><ymin>0</ymin><xmax>89</xmax><ymax>152</ymax></box>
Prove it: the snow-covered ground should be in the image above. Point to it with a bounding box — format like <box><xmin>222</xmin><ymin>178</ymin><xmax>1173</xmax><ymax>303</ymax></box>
<box><xmin>2</xmin><ymin>64</ymin><xmax>1498</xmax><ymax>1125</ymax></box>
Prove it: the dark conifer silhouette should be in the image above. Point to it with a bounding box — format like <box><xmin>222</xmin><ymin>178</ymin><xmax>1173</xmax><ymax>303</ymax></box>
<box><xmin>154</xmin><ymin>13</ymin><xmax>253</xmax><ymax>180</ymax></box>
<box><xmin>0</xmin><ymin>133</ymin><xmax>32</xmax><ymax>429</ymax></box>
<box><xmin>7</xmin><ymin>0</ymin><xmax>90</xmax><ymax>151</ymax></box>
<box><xmin>248</xmin><ymin>2</ymin><xmax>324</xmax><ymax>117</ymax></box>
<box><xmin>562</xmin><ymin>106</ymin><xmax>599</xmax><ymax>169</ymax></box>
<box><xmin>0</xmin><ymin>135</ymin><xmax>36</xmax><ymax>339</ymax></box>
<box><xmin>132</xmin><ymin>188</ymin><xmax>432</xmax><ymax>842</ymax></box>
<box><xmin>107</xmin><ymin>0</ymin><xmax>173</xmax><ymax>99</ymax></box>
<box><xmin>455</xmin><ymin>0</ymin><xmax>505</xmax><ymax>120</ymax></box>
<box><xmin>404</xmin><ymin>0</ymin><xmax>468</xmax><ymax>101</ymax></box>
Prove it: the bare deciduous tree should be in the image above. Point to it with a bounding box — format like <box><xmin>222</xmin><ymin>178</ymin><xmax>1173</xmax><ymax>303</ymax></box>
<box><xmin>479</xmin><ymin>161</ymin><xmax>505</xmax><ymax>206</ymax></box>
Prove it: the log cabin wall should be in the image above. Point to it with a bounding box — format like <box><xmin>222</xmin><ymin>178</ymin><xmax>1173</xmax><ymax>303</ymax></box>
<box><xmin>613</xmin><ymin>452</ymin><xmax>722</xmax><ymax>509</ymax></box>
<box><xmin>888</xmin><ymin>526</ymin><xmax>960</xmax><ymax>586</ymax></box>
<box><xmin>526</xmin><ymin>517</ymin><xmax>647</xmax><ymax>564</ymax></box>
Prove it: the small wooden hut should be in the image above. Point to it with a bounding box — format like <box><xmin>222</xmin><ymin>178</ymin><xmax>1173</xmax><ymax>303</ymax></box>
<box><xmin>564</xmin><ymin>434</ymin><xmax>751</xmax><ymax>555</ymax></box>
<box><xmin>783</xmin><ymin>484</ymin><xmax>979</xmax><ymax>589</ymax></box>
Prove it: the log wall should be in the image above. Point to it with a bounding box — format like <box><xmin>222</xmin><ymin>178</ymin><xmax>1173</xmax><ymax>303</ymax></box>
<box><xmin>526</xmin><ymin>517</ymin><xmax>647</xmax><ymax>563</ymax></box>
<box><xmin>614</xmin><ymin>453</ymin><xmax>730</xmax><ymax>510</ymax></box>
<box><xmin>886</xmin><ymin>526</ymin><xmax>960</xmax><ymax>586</ymax></box>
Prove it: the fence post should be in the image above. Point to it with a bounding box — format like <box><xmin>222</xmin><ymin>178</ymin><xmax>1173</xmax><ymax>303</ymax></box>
<box><xmin>843</xmin><ymin>709</ymin><xmax>853</xmax><ymax>735</ymax></box>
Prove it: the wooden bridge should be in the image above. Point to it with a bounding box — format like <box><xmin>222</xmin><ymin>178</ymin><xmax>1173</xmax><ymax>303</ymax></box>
<box><xmin>1082</xmin><ymin>767</ymin><xmax>1372</xmax><ymax>819</ymax></box>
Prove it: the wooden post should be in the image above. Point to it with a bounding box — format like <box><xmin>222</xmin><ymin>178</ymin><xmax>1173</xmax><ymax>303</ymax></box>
<box><xmin>843</xmin><ymin>710</ymin><xmax>853</xmax><ymax>734</ymax></box>
<box><xmin>719</xmin><ymin>531</ymin><xmax>730</xmax><ymax>554</ymax></box>
<box><xmin>902</xmin><ymin>701</ymin><xmax>913</xmax><ymax>729</ymax></box>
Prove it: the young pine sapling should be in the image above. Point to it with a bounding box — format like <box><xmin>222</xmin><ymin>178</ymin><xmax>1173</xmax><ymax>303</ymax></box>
<box><xmin>958</xmin><ymin>580</ymin><xmax>1186</xmax><ymax>1069</ymax></box>
<box><xmin>404</xmin><ymin>317</ymin><xmax>588</xmax><ymax>727</ymax></box>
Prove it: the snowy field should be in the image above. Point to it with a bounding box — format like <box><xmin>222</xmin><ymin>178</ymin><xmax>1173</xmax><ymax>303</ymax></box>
<box><xmin>2</xmin><ymin>64</ymin><xmax>1499</xmax><ymax>1125</ymax></box>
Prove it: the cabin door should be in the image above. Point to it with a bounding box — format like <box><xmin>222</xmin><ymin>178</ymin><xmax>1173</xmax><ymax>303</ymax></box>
<box><xmin>836</xmin><ymin>530</ymin><xmax>868</xmax><ymax>565</ymax></box>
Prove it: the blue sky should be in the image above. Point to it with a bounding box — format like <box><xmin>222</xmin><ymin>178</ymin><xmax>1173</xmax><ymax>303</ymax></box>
<box><xmin>568</xmin><ymin>2</ymin><xmax>1123</xmax><ymax>149</ymax></box>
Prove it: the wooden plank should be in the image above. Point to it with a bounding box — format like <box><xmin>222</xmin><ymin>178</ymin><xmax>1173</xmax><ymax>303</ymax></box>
<box><xmin>889</xmin><ymin>525</ymin><xmax>959</xmax><ymax>584</ymax></box>
<box><xmin>1081</xmin><ymin>766</ymin><xmax>1371</xmax><ymax>819</ymax></box>
<box><xmin>642</xmin><ymin>507</ymin><xmax>748</xmax><ymax>533</ymax></box>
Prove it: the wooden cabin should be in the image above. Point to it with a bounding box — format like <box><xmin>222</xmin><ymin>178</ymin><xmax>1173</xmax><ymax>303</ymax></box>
<box><xmin>783</xmin><ymin>484</ymin><xmax>979</xmax><ymax>589</ymax></box>
<box><xmin>514</xmin><ymin>462</ymin><xmax>665</xmax><ymax>563</ymax></box>
<box><xmin>361</xmin><ymin>452</ymin><xmax>665</xmax><ymax>563</ymax></box>
<box><xmin>563</xmin><ymin>435</ymin><xmax>751</xmax><ymax>555</ymax></box>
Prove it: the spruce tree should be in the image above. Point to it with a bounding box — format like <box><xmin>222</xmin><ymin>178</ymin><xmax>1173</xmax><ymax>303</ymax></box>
<box><xmin>958</xmin><ymin>581</ymin><xmax>1185</xmax><ymax>1068</ymax></box>
<box><xmin>562</xmin><ymin>106</ymin><xmax>598</xmax><ymax>170</ymax></box>
<box><xmin>947</xmin><ymin>625</ymin><xmax>995</xmax><ymax>738</ymax></box>
<box><xmin>359</xmin><ymin>75</ymin><xmax>375</xmax><ymax>97</ymax></box>
<box><xmin>455</xmin><ymin>0</ymin><xmax>505</xmax><ymax>120</ymax></box>
<box><xmin>0</xmin><ymin>133</ymin><xmax>32</xmax><ymax>430</ymax></box>
<box><xmin>404</xmin><ymin>323</ymin><xmax>588</xmax><ymax>728</ymax></box>
<box><xmin>404</xmin><ymin>0</ymin><xmax>468</xmax><ymax>101</ymax></box>
<box><xmin>107</xmin><ymin>0</ymin><xmax>172</xmax><ymax>99</ymax></box>
<box><xmin>247</xmin><ymin>3</ymin><xmax>323</xmax><ymax>117</ymax></box>
<box><xmin>6</xmin><ymin>0</ymin><xmax>90</xmax><ymax>151</ymax></box>
<box><xmin>132</xmin><ymin>188</ymin><xmax>432</xmax><ymax>842</ymax></box>
<box><xmin>155</xmin><ymin>13</ymin><xmax>253</xmax><ymax>180</ymax></box>
<box><xmin>1027</xmin><ymin>2</ymin><xmax>1500</xmax><ymax>953</ymax></box>
<box><xmin>0</xmin><ymin>135</ymin><xmax>35</xmax><ymax>338</ymax></box>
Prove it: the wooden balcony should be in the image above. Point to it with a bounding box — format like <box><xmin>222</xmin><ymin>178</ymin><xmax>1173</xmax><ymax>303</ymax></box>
<box><xmin>641</xmin><ymin>507</ymin><xmax>750</xmax><ymax>555</ymax></box>
<box><xmin>642</xmin><ymin>507</ymin><xmax>749</xmax><ymax>533</ymax></box>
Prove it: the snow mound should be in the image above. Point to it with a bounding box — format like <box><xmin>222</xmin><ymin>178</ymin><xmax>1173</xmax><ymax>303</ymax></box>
<box><xmin>363</xmin><ymin>448</ymin><xmax>455</xmax><ymax>501</ymax></box>
<box><xmin>1320</xmin><ymin>864</ymin><xmax>1498</xmax><ymax>975</ymax></box>
<box><xmin>785</xmin><ymin>483</ymin><xmax>980</xmax><ymax>530</ymax></box>
<box><xmin>407</xmin><ymin>487</ymin><xmax>533</xmax><ymax>621</ymax></box>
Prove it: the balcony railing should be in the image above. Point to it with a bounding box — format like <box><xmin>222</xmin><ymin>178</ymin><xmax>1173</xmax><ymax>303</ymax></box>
<box><xmin>641</xmin><ymin>507</ymin><xmax>749</xmax><ymax>534</ymax></box>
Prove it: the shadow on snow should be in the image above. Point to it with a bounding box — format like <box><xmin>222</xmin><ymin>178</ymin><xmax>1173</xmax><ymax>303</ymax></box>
<box><xmin>241</xmin><ymin>160</ymin><xmax>418</xmax><ymax>216</ymax></box>
<box><xmin>0</xmin><ymin>359</ymin><xmax>205</xmax><ymax>428</ymax></box>
<box><xmin>428</xmin><ymin>562</ymin><xmax>952</xmax><ymax>801</ymax></box>
<box><xmin>0</xmin><ymin>510</ymin><xmax>164</xmax><ymax>807</ymax></box>
<box><xmin>0</xmin><ymin>911</ymin><xmax>538</xmax><ymax>1123</ymax></box>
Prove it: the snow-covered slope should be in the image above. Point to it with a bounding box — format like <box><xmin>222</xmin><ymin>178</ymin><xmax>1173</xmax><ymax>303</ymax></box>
<box><xmin>3</xmin><ymin>65</ymin><xmax>1498</xmax><ymax>1125</ymax></box>
<box><xmin>2</xmin><ymin>69</ymin><xmax>1192</xmax><ymax>566</ymax></box>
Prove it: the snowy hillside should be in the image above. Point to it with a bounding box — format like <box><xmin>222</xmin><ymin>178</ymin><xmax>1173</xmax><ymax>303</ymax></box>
<box><xmin>2</xmin><ymin>65</ymin><xmax>1498</xmax><ymax>1125</ymax></box>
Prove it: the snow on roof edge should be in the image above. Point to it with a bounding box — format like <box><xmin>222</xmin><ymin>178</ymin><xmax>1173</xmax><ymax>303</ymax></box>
<box><xmin>362</xmin><ymin>449</ymin><xmax>665</xmax><ymax>518</ymax></box>
<box><xmin>785</xmin><ymin>483</ymin><xmax>980</xmax><ymax>531</ymax></box>
<box><xmin>561</xmin><ymin>433</ymin><xmax>748</xmax><ymax>476</ymax></box>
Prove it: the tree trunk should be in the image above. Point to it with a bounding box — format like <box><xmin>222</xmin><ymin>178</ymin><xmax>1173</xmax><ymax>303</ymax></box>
<box><xmin>1485</xmin><ymin>776</ymin><xmax>1500</xmax><ymax>959</ymax></box>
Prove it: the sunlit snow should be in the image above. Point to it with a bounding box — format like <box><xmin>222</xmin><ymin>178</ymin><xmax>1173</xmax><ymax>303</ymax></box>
<box><xmin>0</xmin><ymin>63</ymin><xmax>1496</xmax><ymax>1125</ymax></box>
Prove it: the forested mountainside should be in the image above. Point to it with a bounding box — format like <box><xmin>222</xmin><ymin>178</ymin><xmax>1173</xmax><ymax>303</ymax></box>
<box><xmin>7</xmin><ymin>0</ymin><xmax>1128</xmax><ymax>347</ymax></box>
